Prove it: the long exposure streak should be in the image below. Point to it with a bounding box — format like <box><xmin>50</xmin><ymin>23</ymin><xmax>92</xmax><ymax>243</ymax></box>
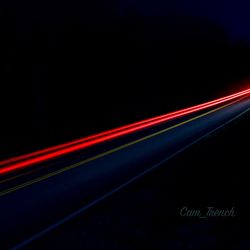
<box><xmin>1</xmin><ymin>88</ymin><xmax>250</xmax><ymax>175</ymax></box>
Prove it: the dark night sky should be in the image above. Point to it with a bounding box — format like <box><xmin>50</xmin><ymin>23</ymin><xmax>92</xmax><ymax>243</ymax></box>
<box><xmin>1</xmin><ymin>0</ymin><xmax>250</xmax><ymax>158</ymax></box>
<box><xmin>2</xmin><ymin>0</ymin><xmax>250</xmax><ymax>41</ymax></box>
<box><xmin>121</xmin><ymin>0</ymin><xmax>250</xmax><ymax>42</ymax></box>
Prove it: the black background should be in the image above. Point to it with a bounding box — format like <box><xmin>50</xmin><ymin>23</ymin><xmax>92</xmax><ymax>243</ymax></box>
<box><xmin>1</xmin><ymin>0</ymin><xmax>250</xmax><ymax>158</ymax></box>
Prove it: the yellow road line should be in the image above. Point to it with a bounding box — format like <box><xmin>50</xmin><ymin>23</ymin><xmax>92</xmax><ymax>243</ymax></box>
<box><xmin>0</xmin><ymin>98</ymin><xmax>244</xmax><ymax>197</ymax></box>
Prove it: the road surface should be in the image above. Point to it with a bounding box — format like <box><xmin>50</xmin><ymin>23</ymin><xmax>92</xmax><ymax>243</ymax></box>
<box><xmin>0</xmin><ymin>96</ymin><xmax>250</xmax><ymax>249</ymax></box>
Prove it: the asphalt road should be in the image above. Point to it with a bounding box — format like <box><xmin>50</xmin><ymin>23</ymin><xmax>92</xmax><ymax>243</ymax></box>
<box><xmin>1</xmin><ymin>96</ymin><xmax>250</xmax><ymax>249</ymax></box>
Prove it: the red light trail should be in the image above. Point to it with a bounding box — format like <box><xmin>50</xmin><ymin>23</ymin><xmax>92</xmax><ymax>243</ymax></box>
<box><xmin>1</xmin><ymin>88</ymin><xmax>250</xmax><ymax>175</ymax></box>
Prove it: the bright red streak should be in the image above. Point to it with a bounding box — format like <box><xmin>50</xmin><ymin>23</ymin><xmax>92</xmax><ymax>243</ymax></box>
<box><xmin>1</xmin><ymin>88</ymin><xmax>250</xmax><ymax>175</ymax></box>
<box><xmin>1</xmin><ymin>88</ymin><xmax>250</xmax><ymax>165</ymax></box>
<box><xmin>1</xmin><ymin>89</ymin><xmax>246</xmax><ymax>166</ymax></box>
